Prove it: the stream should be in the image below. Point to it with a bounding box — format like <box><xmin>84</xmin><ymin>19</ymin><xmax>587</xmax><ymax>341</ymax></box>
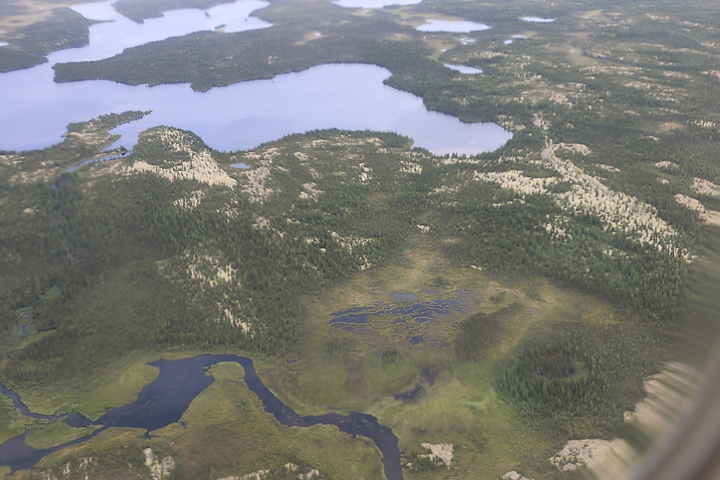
<box><xmin>0</xmin><ymin>354</ymin><xmax>403</xmax><ymax>479</ymax></box>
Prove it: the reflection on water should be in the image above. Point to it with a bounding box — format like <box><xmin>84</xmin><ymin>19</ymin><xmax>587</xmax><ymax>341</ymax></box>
<box><xmin>416</xmin><ymin>19</ymin><xmax>490</xmax><ymax>32</ymax></box>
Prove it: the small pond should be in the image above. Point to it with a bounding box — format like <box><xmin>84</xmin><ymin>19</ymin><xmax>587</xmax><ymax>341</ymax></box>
<box><xmin>231</xmin><ymin>163</ymin><xmax>250</xmax><ymax>169</ymax></box>
<box><xmin>416</xmin><ymin>19</ymin><xmax>490</xmax><ymax>33</ymax></box>
<box><xmin>445</xmin><ymin>64</ymin><xmax>482</xmax><ymax>74</ymax></box>
<box><xmin>522</xmin><ymin>16</ymin><xmax>555</xmax><ymax>23</ymax></box>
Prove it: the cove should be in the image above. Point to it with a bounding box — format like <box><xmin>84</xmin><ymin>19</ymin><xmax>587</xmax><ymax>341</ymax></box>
<box><xmin>0</xmin><ymin>355</ymin><xmax>404</xmax><ymax>480</ymax></box>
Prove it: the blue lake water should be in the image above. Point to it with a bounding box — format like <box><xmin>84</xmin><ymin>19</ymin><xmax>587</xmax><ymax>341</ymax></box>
<box><xmin>445</xmin><ymin>64</ymin><xmax>482</xmax><ymax>74</ymax></box>
<box><xmin>0</xmin><ymin>0</ymin><xmax>511</xmax><ymax>155</ymax></box>
<box><xmin>416</xmin><ymin>19</ymin><xmax>490</xmax><ymax>33</ymax></box>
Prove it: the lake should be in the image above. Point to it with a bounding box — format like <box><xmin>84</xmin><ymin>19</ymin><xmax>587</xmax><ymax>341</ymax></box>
<box><xmin>0</xmin><ymin>0</ymin><xmax>511</xmax><ymax>156</ymax></box>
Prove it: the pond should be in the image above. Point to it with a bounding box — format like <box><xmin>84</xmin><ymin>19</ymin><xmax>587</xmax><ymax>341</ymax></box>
<box><xmin>416</xmin><ymin>19</ymin><xmax>490</xmax><ymax>33</ymax></box>
<box><xmin>445</xmin><ymin>64</ymin><xmax>482</xmax><ymax>74</ymax></box>
<box><xmin>0</xmin><ymin>1</ymin><xmax>511</xmax><ymax>156</ymax></box>
<box><xmin>522</xmin><ymin>16</ymin><xmax>555</xmax><ymax>23</ymax></box>
<box><xmin>329</xmin><ymin>289</ymin><xmax>479</xmax><ymax>336</ymax></box>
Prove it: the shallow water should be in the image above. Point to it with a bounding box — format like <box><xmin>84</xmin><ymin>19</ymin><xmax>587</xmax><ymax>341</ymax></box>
<box><xmin>416</xmin><ymin>19</ymin><xmax>490</xmax><ymax>33</ymax></box>
<box><xmin>330</xmin><ymin>290</ymin><xmax>479</xmax><ymax>333</ymax></box>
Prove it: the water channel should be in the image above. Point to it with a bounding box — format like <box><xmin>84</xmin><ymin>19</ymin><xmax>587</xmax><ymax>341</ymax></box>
<box><xmin>0</xmin><ymin>355</ymin><xmax>404</xmax><ymax>479</ymax></box>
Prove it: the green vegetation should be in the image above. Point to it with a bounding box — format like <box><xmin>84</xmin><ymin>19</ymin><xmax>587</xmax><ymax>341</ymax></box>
<box><xmin>2</xmin><ymin>0</ymin><xmax>720</xmax><ymax>478</ymax></box>
<box><xmin>0</xmin><ymin>7</ymin><xmax>92</xmax><ymax>72</ymax></box>
<box><xmin>24</xmin><ymin>422</ymin><xmax>99</xmax><ymax>450</ymax></box>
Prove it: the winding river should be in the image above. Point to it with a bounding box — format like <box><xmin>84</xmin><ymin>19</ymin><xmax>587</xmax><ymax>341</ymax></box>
<box><xmin>0</xmin><ymin>355</ymin><xmax>403</xmax><ymax>479</ymax></box>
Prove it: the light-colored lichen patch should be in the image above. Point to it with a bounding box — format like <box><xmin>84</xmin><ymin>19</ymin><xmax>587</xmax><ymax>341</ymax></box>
<box><xmin>400</xmin><ymin>161</ymin><xmax>423</xmax><ymax>174</ymax></box>
<box><xmin>131</xmin><ymin>152</ymin><xmax>235</xmax><ymax>187</ymax></box>
<box><xmin>655</xmin><ymin>160</ymin><xmax>679</xmax><ymax>170</ymax></box>
<box><xmin>299</xmin><ymin>182</ymin><xmax>322</xmax><ymax>200</ymax></box>
<box><xmin>239</xmin><ymin>166</ymin><xmax>274</xmax><ymax>203</ymax></box>
<box><xmin>144</xmin><ymin>448</ymin><xmax>174</xmax><ymax>480</ymax></box>
<box><xmin>502</xmin><ymin>471</ymin><xmax>533</xmax><ymax>480</ymax></box>
<box><xmin>186</xmin><ymin>254</ymin><xmax>237</xmax><ymax>287</ymax></box>
<box><xmin>474</xmin><ymin>142</ymin><xmax>680</xmax><ymax>253</ymax></box>
<box><xmin>420</xmin><ymin>443</ymin><xmax>453</xmax><ymax>468</ymax></box>
<box><xmin>596</xmin><ymin>164</ymin><xmax>620</xmax><ymax>172</ymax></box>
<box><xmin>330</xmin><ymin>231</ymin><xmax>371</xmax><ymax>252</ymax></box>
<box><xmin>692</xmin><ymin>178</ymin><xmax>720</xmax><ymax>197</ymax></box>
<box><xmin>675</xmin><ymin>194</ymin><xmax>720</xmax><ymax>226</ymax></box>
<box><xmin>174</xmin><ymin>190</ymin><xmax>205</xmax><ymax>210</ymax></box>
